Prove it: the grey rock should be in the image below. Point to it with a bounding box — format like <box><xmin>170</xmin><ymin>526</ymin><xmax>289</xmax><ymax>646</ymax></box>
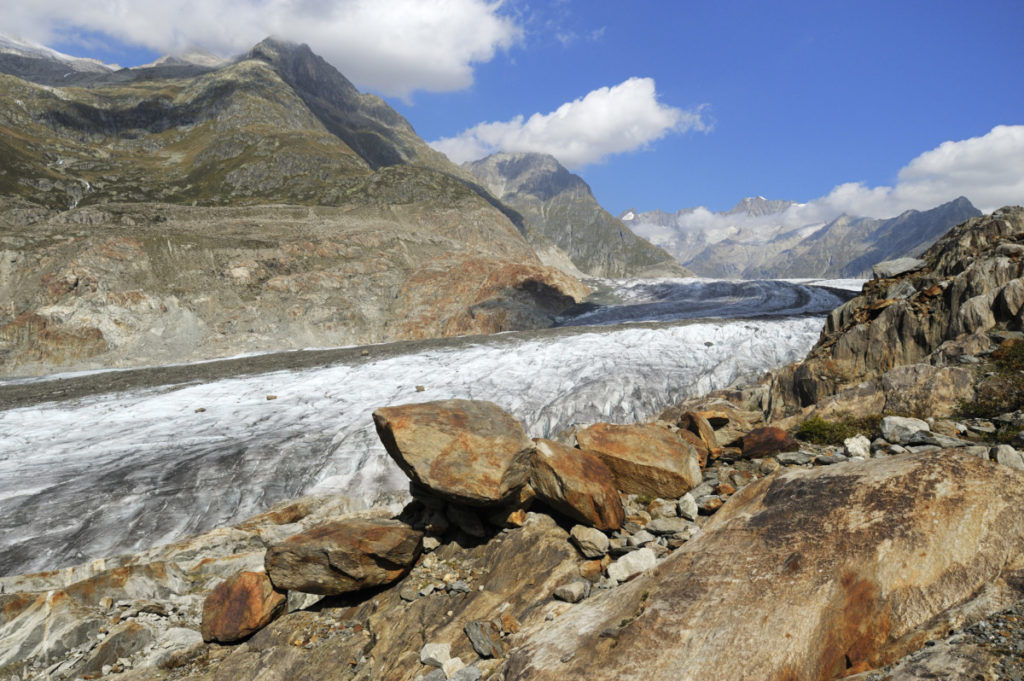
<box><xmin>606</xmin><ymin>547</ymin><xmax>657</xmax><ymax>582</ymax></box>
<box><xmin>646</xmin><ymin>517</ymin><xmax>695</xmax><ymax>536</ymax></box>
<box><xmin>446</xmin><ymin>580</ymin><xmax>471</xmax><ymax>594</ymax></box>
<box><xmin>553</xmin><ymin>580</ymin><xmax>591</xmax><ymax>604</ymax></box>
<box><xmin>963</xmin><ymin>446</ymin><xmax>992</xmax><ymax>460</ymax></box>
<box><xmin>569</xmin><ymin>525</ymin><xmax>609</xmax><ymax>559</ymax></box>
<box><xmin>843</xmin><ymin>435</ymin><xmax>872</xmax><ymax>459</ymax></box>
<box><xmin>776</xmin><ymin>451</ymin><xmax>814</xmax><ymax>465</ymax></box>
<box><xmin>908</xmin><ymin>432</ymin><xmax>974</xmax><ymax>448</ymax></box>
<box><xmin>464</xmin><ymin>619</ymin><xmax>507</xmax><ymax>658</ymax></box>
<box><xmin>873</xmin><ymin>257</ymin><xmax>927</xmax><ymax>279</ymax></box>
<box><xmin>422</xmin><ymin>669</ymin><xmax>447</xmax><ymax>681</ymax></box>
<box><xmin>450</xmin><ymin>666</ymin><xmax>483</xmax><ymax>681</ymax></box>
<box><xmin>676</xmin><ymin>493</ymin><xmax>699</xmax><ymax>521</ymax></box>
<box><xmin>689</xmin><ymin>481</ymin><xmax>716</xmax><ymax>499</ymax></box>
<box><xmin>993</xmin><ymin>445</ymin><xmax>1024</xmax><ymax>472</ymax></box>
<box><xmin>880</xmin><ymin>416</ymin><xmax>931</xmax><ymax>446</ymax></box>
<box><xmin>815</xmin><ymin>454</ymin><xmax>847</xmax><ymax>465</ymax></box>
<box><xmin>420</xmin><ymin>642</ymin><xmax>451</xmax><ymax>668</ymax></box>
<box><xmin>422</xmin><ymin>536</ymin><xmax>441</xmax><ymax>552</ymax></box>
<box><xmin>628</xmin><ymin>530</ymin><xmax>656</xmax><ymax>547</ymax></box>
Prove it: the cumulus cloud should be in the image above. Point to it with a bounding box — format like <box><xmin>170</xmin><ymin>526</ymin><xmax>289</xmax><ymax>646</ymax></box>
<box><xmin>665</xmin><ymin>124</ymin><xmax>1024</xmax><ymax>237</ymax></box>
<box><xmin>430</xmin><ymin>77</ymin><xmax>711</xmax><ymax>167</ymax></box>
<box><xmin>4</xmin><ymin>0</ymin><xmax>521</xmax><ymax>98</ymax></box>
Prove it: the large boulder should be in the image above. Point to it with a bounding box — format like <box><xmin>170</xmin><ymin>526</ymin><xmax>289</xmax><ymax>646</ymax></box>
<box><xmin>373</xmin><ymin>399</ymin><xmax>533</xmax><ymax>506</ymax></box>
<box><xmin>201</xmin><ymin>571</ymin><xmax>286</xmax><ymax>643</ymax></box>
<box><xmin>529</xmin><ymin>439</ymin><xmax>625</xmax><ymax>531</ymax></box>
<box><xmin>265</xmin><ymin>518</ymin><xmax>423</xmax><ymax>595</ymax></box>
<box><xmin>502</xmin><ymin>451</ymin><xmax>1024</xmax><ymax>681</ymax></box>
<box><xmin>575</xmin><ymin>423</ymin><xmax>702</xmax><ymax>498</ymax></box>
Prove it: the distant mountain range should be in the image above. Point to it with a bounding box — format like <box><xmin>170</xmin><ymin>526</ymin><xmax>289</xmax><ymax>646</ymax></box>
<box><xmin>622</xmin><ymin>195</ymin><xmax>981</xmax><ymax>278</ymax></box>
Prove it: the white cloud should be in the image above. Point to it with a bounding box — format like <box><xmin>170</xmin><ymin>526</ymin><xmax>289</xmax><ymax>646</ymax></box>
<box><xmin>430</xmin><ymin>77</ymin><xmax>711</xmax><ymax>167</ymax></box>
<box><xmin>660</xmin><ymin>124</ymin><xmax>1024</xmax><ymax>238</ymax></box>
<box><xmin>3</xmin><ymin>0</ymin><xmax>521</xmax><ymax>98</ymax></box>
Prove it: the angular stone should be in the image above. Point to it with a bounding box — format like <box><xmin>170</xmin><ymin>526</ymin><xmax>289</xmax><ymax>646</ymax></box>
<box><xmin>553</xmin><ymin>580</ymin><xmax>591</xmax><ymax>604</ymax></box>
<box><xmin>776</xmin><ymin>451</ymin><xmax>814</xmax><ymax>466</ymax></box>
<box><xmin>443</xmin><ymin>657</ymin><xmax>466</xmax><ymax>677</ymax></box>
<box><xmin>569</xmin><ymin>525</ymin><xmax>609</xmax><ymax>558</ymax></box>
<box><xmin>373</xmin><ymin>399</ymin><xmax>533</xmax><ymax>506</ymax></box>
<box><xmin>697</xmin><ymin>495</ymin><xmax>724</xmax><ymax>514</ymax></box>
<box><xmin>420</xmin><ymin>642</ymin><xmax>451</xmax><ymax>667</ymax></box>
<box><xmin>450</xmin><ymin>666</ymin><xmax>483</xmax><ymax>681</ymax></box>
<box><xmin>266</xmin><ymin>518</ymin><xmax>423</xmax><ymax>595</ymax></box>
<box><xmin>880</xmin><ymin>416</ymin><xmax>931</xmax><ymax>446</ymax></box>
<box><xmin>993</xmin><ymin>445</ymin><xmax>1024</xmax><ymax>472</ymax></box>
<box><xmin>627</xmin><ymin>530</ymin><xmax>656</xmax><ymax>547</ymax></box>
<box><xmin>606</xmin><ymin>547</ymin><xmax>657</xmax><ymax>583</ymax></box>
<box><xmin>739</xmin><ymin>427</ymin><xmax>800</xmax><ymax>458</ymax></box>
<box><xmin>645</xmin><ymin>517</ymin><xmax>694</xmax><ymax>536</ymax></box>
<box><xmin>843</xmin><ymin>435</ymin><xmax>871</xmax><ymax>459</ymax></box>
<box><xmin>530</xmin><ymin>439</ymin><xmax>625</xmax><ymax>530</ymax></box>
<box><xmin>464</xmin><ymin>619</ymin><xmax>508</xmax><ymax>658</ymax></box>
<box><xmin>200</xmin><ymin>571</ymin><xmax>286</xmax><ymax>643</ymax></box>
<box><xmin>575</xmin><ymin>423</ymin><xmax>702</xmax><ymax>498</ymax></box>
<box><xmin>676</xmin><ymin>493</ymin><xmax>699</xmax><ymax>521</ymax></box>
<box><xmin>676</xmin><ymin>411</ymin><xmax>719</xmax><ymax>451</ymax></box>
<box><xmin>872</xmin><ymin>257</ymin><xmax>927</xmax><ymax>279</ymax></box>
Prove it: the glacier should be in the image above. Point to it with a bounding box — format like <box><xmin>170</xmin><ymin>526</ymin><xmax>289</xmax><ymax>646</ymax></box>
<box><xmin>0</xmin><ymin>278</ymin><xmax>857</xmax><ymax>576</ymax></box>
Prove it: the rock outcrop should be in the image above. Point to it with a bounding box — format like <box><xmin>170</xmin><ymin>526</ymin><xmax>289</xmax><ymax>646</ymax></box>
<box><xmin>503</xmin><ymin>451</ymin><xmax>1024</xmax><ymax>680</ymax></box>
<box><xmin>774</xmin><ymin>206</ymin><xmax>1024</xmax><ymax>413</ymax></box>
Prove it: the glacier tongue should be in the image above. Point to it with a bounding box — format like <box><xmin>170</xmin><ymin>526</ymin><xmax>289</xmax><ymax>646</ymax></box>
<box><xmin>0</xmin><ymin>278</ymin><xmax>848</xmax><ymax>576</ymax></box>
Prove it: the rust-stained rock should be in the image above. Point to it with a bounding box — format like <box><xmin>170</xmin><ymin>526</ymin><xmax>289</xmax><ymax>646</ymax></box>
<box><xmin>201</xmin><ymin>571</ymin><xmax>286</xmax><ymax>643</ymax></box>
<box><xmin>676</xmin><ymin>411</ymin><xmax>719</xmax><ymax>450</ymax></box>
<box><xmin>265</xmin><ymin>518</ymin><xmax>423</xmax><ymax>595</ymax></box>
<box><xmin>737</xmin><ymin>426</ymin><xmax>800</xmax><ymax>458</ymax></box>
<box><xmin>373</xmin><ymin>399</ymin><xmax>534</xmax><ymax>506</ymax></box>
<box><xmin>502</xmin><ymin>451</ymin><xmax>1024</xmax><ymax>681</ymax></box>
<box><xmin>575</xmin><ymin>423</ymin><xmax>702</xmax><ymax>498</ymax></box>
<box><xmin>529</xmin><ymin>439</ymin><xmax>625</xmax><ymax>531</ymax></box>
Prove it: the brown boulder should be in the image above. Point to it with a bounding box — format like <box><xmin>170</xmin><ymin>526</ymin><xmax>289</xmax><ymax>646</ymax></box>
<box><xmin>676</xmin><ymin>411</ymin><xmax>719</xmax><ymax>450</ymax></box>
<box><xmin>575</xmin><ymin>423</ymin><xmax>702</xmax><ymax>498</ymax></box>
<box><xmin>373</xmin><ymin>399</ymin><xmax>533</xmax><ymax>506</ymax></box>
<box><xmin>503</xmin><ymin>451</ymin><xmax>1024</xmax><ymax>681</ymax></box>
<box><xmin>265</xmin><ymin>518</ymin><xmax>423</xmax><ymax>595</ymax></box>
<box><xmin>529</xmin><ymin>439</ymin><xmax>625</xmax><ymax>531</ymax></box>
<box><xmin>201</xmin><ymin>571</ymin><xmax>286</xmax><ymax>643</ymax></box>
<box><xmin>737</xmin><ymin>426</ymin><xmax>800</xmax><ymax>458</ymax></box>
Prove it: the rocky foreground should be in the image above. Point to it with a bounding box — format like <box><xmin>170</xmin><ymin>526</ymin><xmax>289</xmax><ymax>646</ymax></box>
<box><xmin>4</xmin><ymin>207</ymin><xmax>1024</xmax><ymax>680</ymax></box>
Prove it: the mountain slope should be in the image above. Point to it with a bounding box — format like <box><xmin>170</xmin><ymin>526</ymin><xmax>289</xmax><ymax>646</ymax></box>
<box><xmin>467</xmin><ymin>152</ymin><xmax>692</xmax><ymax>278</ymax></box>
<box><xmin>0</xmin><ymin>39</ymin><xmax>588</xmax><ymax>377</ymax></box>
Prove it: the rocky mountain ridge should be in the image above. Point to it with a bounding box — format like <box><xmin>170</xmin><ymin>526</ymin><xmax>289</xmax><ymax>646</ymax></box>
<box><xmin>466</xmin><ymin>152</ymin><xmax>691</xmax><ymax>279</ymax></box>
<box><xmin>0</xmin><ymin>38</ymin><xmax>590</xmax><ymax>376</ymax></box>
<box><xmin>3</xmin><ymin>207</ymin><xmax>1024</xmax><ymax>680</ymax></box>
<box><xmin>624</xmin><ymin>195</ymin><xmax>981</xmax><ymax>278</ymax></box>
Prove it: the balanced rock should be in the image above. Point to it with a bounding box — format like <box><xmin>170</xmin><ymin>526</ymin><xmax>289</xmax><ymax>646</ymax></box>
<box><xmin>266</xmin><ymin>518</ymin><xmax>423</xmax><ymax>595</ymax></box>
<box><xmin>200</xmin><ymin>571</ymin><xmax>286</xmax><ymax>643</ymax></box>
<box><xmin>373</xmin><ymin>399</ymin><xmax>533</xmax><ymax>506</ymax></box>
<box><xmin>530</xmin><ymin>438</ymin><xmax>625</xmax><ymax>530</ymax></box>
<box><xmin>737</xmin><ymin>427</ymin><xmax>800</xmax><ymax>458</ymax></box>
<box><xmin>503</xmin><ymin>451</ymin><xmax>1024</xmax><ymax>681</ymax></box>
<box><xmin>576</xmin><ymin>423</ymin><xmax>702</xmax><ymax>498</ymax></box>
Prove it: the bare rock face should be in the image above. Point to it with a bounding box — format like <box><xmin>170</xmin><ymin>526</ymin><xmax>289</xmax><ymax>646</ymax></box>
<box><xmin>502</xmin><ymin>451</ymin><xmax>1024</xmax><ymax>681</ymax></box>
<box><xmin>200</xmin><ymin>571</ymin><xmax>286</xmax><ymax>643</ymax></box>
<box><xmin>776</xmin><ymin>206</ymin><xmax>1024</xmax><ymax>413</ymax></box>
<box><xmin>575</xmin><ymin>423</ymin><xmax>702</xmax><ymax>498</ymax></box>
<box><xmin>265</xmin><ymin>518</ymin><xmax>423</xmax><ymax>595</ymax></box>
<box><xmin>373</xmin><ymin>399</ymin><xmax>534</xmax><ymax>506</ymax></box>
<box><xmin>529</xmin><ymin>439</ymin><xmax>625</xmax><ymax>531</ymax></box>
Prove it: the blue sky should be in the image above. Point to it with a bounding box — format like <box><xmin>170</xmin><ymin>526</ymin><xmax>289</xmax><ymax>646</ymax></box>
<box><xmin>12</xmin><ymin>0</ymin><xmax>1024</xmax><ymax>216</ymax></box>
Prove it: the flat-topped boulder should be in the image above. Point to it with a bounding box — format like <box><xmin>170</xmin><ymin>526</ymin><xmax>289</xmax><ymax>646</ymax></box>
<box><xmin>502</xmin><ymin>451</ymin><xmax>1024</xmax><ymax>681</ymax></box>
<box><xmin>373</xmin><ymin>399</ymin><xmax>533</xmax><ymax>506</ymax></box>
<box><xmin>201</xmin><ymin>571</ymin><xmax>286</xmax><ymax>643</ymax></box>
<box><xmin>265</xmin><ymin>518</ymin><xmax>423</xmax><ymax>595</ymax></box>
<box><xmin>530</xmin><ymin>438</ymin><xmax>625</xmax><ymax>531</ymax></box>
<box><xmin>575</xmin><ymin>423</ymin><xmax>702</xmax><ymax>498</ymax></box>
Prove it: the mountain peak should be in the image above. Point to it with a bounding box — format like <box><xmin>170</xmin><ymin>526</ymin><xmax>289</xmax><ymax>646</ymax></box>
<box><xmin>726</xmin><ymin>196</ymin><xmax>796</xmax><ymax>217</ymax></box>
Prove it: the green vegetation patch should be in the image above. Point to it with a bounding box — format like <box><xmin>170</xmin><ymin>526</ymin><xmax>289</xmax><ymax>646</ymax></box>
<box><xmin>957</xmin><ymin>338</ymin><xmax>1024</xmax><ymax>421</ymax></box>
<box><xmin>794</xmin><ymin>413</ymin><xmax>882</xmax><ymax>445</ymax></box>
